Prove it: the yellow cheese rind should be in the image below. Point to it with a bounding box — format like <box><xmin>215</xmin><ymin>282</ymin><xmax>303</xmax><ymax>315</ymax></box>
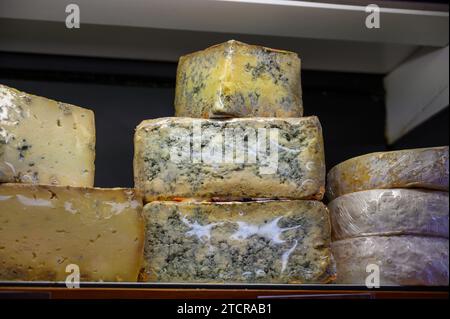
<box><xmin>175</xmin><ymin>40</ymin><xmax>303</xmax><ymax>118</ymax></box>
<box><xmin>0</xmin><ymin>84</ymin><xmax>95</xmax><ymax>187</ymax></box>
<box><xmin>142</xmin><ymin>200</ymin><xmax>334</xmax><ymax>284</ymax></box>
<box><xmin>326</xmin><ymin>147</ymin><xmax>449</xmax><ymax>200</ymax></box>
<box><xmin>0</xmin><ymin>183</ymin><xmax>144</xmax><ymax>282</ymax></box>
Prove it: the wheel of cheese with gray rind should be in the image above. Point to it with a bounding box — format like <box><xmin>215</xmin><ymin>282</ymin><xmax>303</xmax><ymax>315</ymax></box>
<box><xmin>329</xmin><ymin>189</ymin><xmax>449</xmax><ymax>240</ymax></box>
<box><xmin>332</xmin><ymin>236</ymin><xmax>449</xmax><ymax>286</ymax></box>
<box><xmin>326</xmin><ymin>147</ymin><xmax>449</xmax><ymax>201</ymax></box>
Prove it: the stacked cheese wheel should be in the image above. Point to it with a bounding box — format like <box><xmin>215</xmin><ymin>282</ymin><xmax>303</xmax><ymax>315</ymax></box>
<box><xmin>327</xmin><ymin>147</ymin><xmax>449</xmax><ymax>286</ymax></box>
<box><xmin>135</xmin><ymin>40</ymin><xmax>335</xmax><ymax>284</ymax></box>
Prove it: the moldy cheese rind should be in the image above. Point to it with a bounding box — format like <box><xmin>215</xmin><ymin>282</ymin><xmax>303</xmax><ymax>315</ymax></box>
<box><xmin>174</xmin><ymin>40</ymin><xmax>303</xmax><ymax>118</ymax></box>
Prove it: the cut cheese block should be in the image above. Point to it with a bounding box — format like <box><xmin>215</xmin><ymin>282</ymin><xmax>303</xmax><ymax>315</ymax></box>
<box><xmin>134</xmin><ymin>117</ymin><xmax>325</xmax><ymax>202</ymax></box>
<box><xmin>0</xmin><ymin>84</ymin><xmax>95</xmax><ymax>187</ymax></box>
<box><xmin>329</xmin><ymin>189</ymin><xmax>449</xmax><ymax>240</ymax></box>
<box><xmin>0</xmin><ymin>183</ymin><xmax>144</xmax><ymax>282</ymax></box>
<box><xmin>327</xmin><ymin>147</ymin><xmax>449</xmax><ymax>200</ymax></box>
<box><xmin>174</xmin><ymin>40</ymin><xmax>303</xmax><ymax>118</ymax></box>
<box><xmin>332</xmin><ymin>236</ymin><xmax>449</xmax><ymax>286</ymax></box>
<box><xmin>142</xmin><ymin>200</ymin><xmax>334</xmax><ymax>284</ymax></box>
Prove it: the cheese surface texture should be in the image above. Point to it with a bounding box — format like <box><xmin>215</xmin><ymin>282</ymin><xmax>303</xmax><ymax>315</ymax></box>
<box><xmin>327</xmin><ymin>147</ymin><xmax>449</xmax><ymax>200</ymax></box>
<box><xmin>0</xmin><ymin>184</ymin><xmax>144</xmax><ymax>282</ymax></box>
<box><xmin>0</xmin><ymin>84</ymin><xmax>95</xmax><ymax>187</ymax></box>
<box><xmin>134</xmin><ymin>117</ymin><xmax>325</xmax><ymax>201</ymax></box>
<box><xmin>142</xmin><ymin>200</ymin><xmax>334</xmax><ymax>284</ymax></box>
<box><xmin>174</xmin><ymin>40</ymin><xmax>303</xmax><ymax>118</ymax></box>
<box><xmin>332</xmin><ymin>236</ymin><xmax>449</xmax><ymax>286</ymax></box>
<box><xmin>329</xmin><ymin>189</ymin><xmax>449</xmax><ymax>240</ymax></box>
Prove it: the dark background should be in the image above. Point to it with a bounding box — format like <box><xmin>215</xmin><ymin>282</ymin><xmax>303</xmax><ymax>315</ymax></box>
<box><xmin>0</xmin><ymin>52</ymin><xmax>448</xmax><ymax>188</ymax></box>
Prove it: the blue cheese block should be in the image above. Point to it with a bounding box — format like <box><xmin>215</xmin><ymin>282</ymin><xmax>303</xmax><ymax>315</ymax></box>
<box><xmin>174</xmin><ymin>40</ymin><xmax>303</xmax><ymax>118</ymax></box>
<box><xmin>134</xmin><ymin>117</ymin><xmax>325</xmax><ymax>202</ymax></box>
<box><xmin>142</xmin><ymin>200</ymin><xmax>334</xmax><ymax>284</ymax></box>
<box><xmin>0</xmin><ymin>84</ymin><xmax>95</xmax><ymax>187</ymax></box>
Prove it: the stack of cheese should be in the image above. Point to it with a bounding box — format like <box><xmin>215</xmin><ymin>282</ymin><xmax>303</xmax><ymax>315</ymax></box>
<box><xmin>327</xmin><ymin>147</ymin><xmax>449</xmax><ymax>286</ymax></box>
<box><xmin>134</xmin><ymin>40</ymin><xmax>335</xmax><ymax>284</ymax></box>
<box><xmin>0</xmin><ymin>84</ymin><xmax>144</xmax><ymax>282</ymax></box>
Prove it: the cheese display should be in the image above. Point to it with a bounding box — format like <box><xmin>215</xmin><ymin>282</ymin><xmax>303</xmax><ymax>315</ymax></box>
<box><xmin>134</xmin><ymin>116</ymin><xmax>325</xmax><ymax>202</ymax></box>
<box><xmin>174</xmin><ymin>40</ymin><xmax>303</xmax><ymax>118</ymax></box>
<box><xmin>0</xmin><ymin>84</ymin><xmax>95</xmax><ymax>187</ymax></box>
<box><xmin>141</xmin><ymin>200</ymin><xmax>334</xmax><ymax>284</ymax></box>
<box><xmin>0</xmin><ymin>183</ymin><xmax>144</xmax><ymax>282</ymax></box>
<box><xmin>329</xmin><ymin>189</ymin><xmax>449</xmax><ymax>240</ymax></box>
<box><xmin>326</xmin><ymin>147</ymin><xmax>449</xmax><ymax>200</ymax></box>
<box><xmin>332</xmin><ymin>236</ymin><xmax>449</xmax><ymax>286</ymax></box>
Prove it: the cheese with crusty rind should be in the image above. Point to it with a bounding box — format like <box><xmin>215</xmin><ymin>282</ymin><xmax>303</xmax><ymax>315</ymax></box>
<box><xmin>329</xmin><ymin>189</ymin><xmax>449</xmax><ymax>240</ymax></box>
<box><xmin>332</xmin><ymin>236</ymin><xmax>449</xmax><ymax>286</ymax></box>
<box><xmin>134</xmin><ymin>116</ymin><xmax>325</xmax><ymax>202</ymax></box>
<box><xmin>142</xmin><ymin>200</ymin><xmax>334</xmax><ymax>284</ymax></box>
<box><xmin>0</xmin><ymin>183</ymin><xmax>144</xmax><ymax>282</ymax></box>
<box><xmin>326</xmin><ymin>147</ymin><xmax>449</xmax><ymax>200</ymax></box>
<box><xmin>175</xmin><ymin>40</ymin><xmax>303</xmax><ymax>118</ymax></box>
<box><xmin>0</xmin><ymin>84</ymin><xmax>95</xmax><ymax>187</ymax></box>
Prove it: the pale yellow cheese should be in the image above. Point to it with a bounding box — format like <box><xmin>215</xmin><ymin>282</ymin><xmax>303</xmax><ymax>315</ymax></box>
<box><xmin>0</xmin><ymin>84</ymin><xmax>95</xmax><ymax>187</ymax></box>
<box><xmin>175</xmin><ymin>40</ymin><xmax>303</xmax><ymax>118</ymax></box>
<box><xmin>0</xmin><ymin>183</ymin><xmax>144</xmax><ymax>282</ymax></box>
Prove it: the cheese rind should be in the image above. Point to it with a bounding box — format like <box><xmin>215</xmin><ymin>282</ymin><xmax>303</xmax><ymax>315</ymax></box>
<box><xmin>0</xmin><ymin>183</ymin><xmax>144</xmax><ymax>282</ymax></box>
<box><xmin>332</xmin><ymin>236</ymin><xmax>449</xmax><ymax>286</ymax></box>
<box><xmin>142</xmin><ymin>200</ymin><xmax>334</xmax><ymax>284</ymax></box>
<box><xmin>174</xmin><ymin>40</ymin><xmax>303</xmax><ymax>118</ymax></box>
<box><xmin>326</xmin><ymin>147</ymin><xmax>449</xmax><ymax>200</ymax></box>
<box><xmin>0</xmin><ymin>84</ymin><xmax>95</xmax><ymax>187</ymax></box>
<box><xmin>329</xmin><ymin>189</ymin><xmax>449</xmax><ymax>240</ymax></box>
<box><xmin>134</xmin><ymin>117</ymin><xmax>325</xmax><ymax>201</ymax></box>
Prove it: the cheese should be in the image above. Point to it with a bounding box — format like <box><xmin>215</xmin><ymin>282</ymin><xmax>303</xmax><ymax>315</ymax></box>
<box><xmin>142</xmin><ymin>200</ymin><xmax>334</xmax><ymax>284</ymax></box>
<box><xmin>0</xmin><ymin>84</ymin><xmax>95</xmax><ymax>187</ymax></box>
<box><xmin>0</xmin><ymin>183</ymin><xmax>144</xmax><ymax>282</ymax></box>
<box><xmin>332</xmin><ymin>236</ymin><xmax>449</xmax><ymax>286</ymax></box>
<box><xmin>327</xmin><ymin>147</ymin><xmax>449</xmax><ymax>200</ymax></box>
<box><xmin>329</xmin><ymin>189</ymin><xmax>449</xmax><ymax>240</ymax></box>
<box><xmin>174</xmin><ymin>40</ymin><xmax>303</xmax><ymax>118</ymax></box>
<box><xmin>134</xmin><ymin>116</ymin><xmax>325</xmax><ymax>202</ymax></box>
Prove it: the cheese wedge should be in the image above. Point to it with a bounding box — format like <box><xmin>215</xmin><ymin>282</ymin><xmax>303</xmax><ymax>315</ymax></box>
<box><xmin>134</xmin><ymin>117</ymin><xmax>325</xmax><ymax>202</ymax></box>
<box><xmin>0</xmin><ymin>183</ymin><xmax>144</xmax><ymax>282</ymax></box>
<box><xmin>329</xmin><ymin>189</ymin><xmax>449</xmax><ymax>240</ymax></box>
<box><xmin>0</xmin><ymin>84</ymin><xmax>95</xmax><ymax>187</ymax></box>
<box><xmin>332</xmin><ymin>236</ymin><xmax>449</xmax><ymax>286</ymax></box>
<box><xmin>142</xmin><ymin>200</ymin><xmax>334</xmax><ymax>284</ymax></box>
<box><xmin>327</xmin><ymin>147</ymin><xmax>449</xmax><ymax>200</ymax></box>
<box><xmin>175</xmin><ymin>40</ymin><xmax>303</xmax><ymax>118</ymax></box>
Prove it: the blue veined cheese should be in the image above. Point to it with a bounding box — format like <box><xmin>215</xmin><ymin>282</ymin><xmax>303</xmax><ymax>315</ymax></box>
<box><xmin>329</xmin><ymin>189</ymin><xmax>449</xmax><ymax>240</ymax></box>
<box><xmin>133</xmin><ymin>117</ymin><xmax>325</xmax><ymax>202</ymax></box>
<box><xmin>0</xmin><ymin>84</ymin><xmax>95</xmax><ymax>187</ymax></box>
<box><xmin>332</xmin><ymin>236</ymin><xmax>449</xmax><ymax>286</ymax></box>
<box><xmin>142</xmin><ymin>200</ymin><xmax>334</xmax><ymax>284</ymax></box>
<box><xmin>326</xmin><ymin>147</ymin><xmax>449</xmax><ymax>200</ymax></box>
<box><xmin>175</xmin><ymin>40</ymin><xmax>303</xmax><ymax>118</ymax></box>
<box><xmin>0</xmin><ymin>183</ymin><xmax>144</xmax><ymax>282</ymax></box>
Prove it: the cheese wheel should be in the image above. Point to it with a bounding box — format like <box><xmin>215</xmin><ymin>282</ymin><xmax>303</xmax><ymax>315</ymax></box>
<box><xmin>327</xmin><ymin>147</ymin><xmax>449</xmax><ymax>200</ymax></box>
<box><xmin>332</xmin><ymin>236</ymin><xmax>449</xmax><ymax>286</ymax></box>
<box><xmin>329</xmin><ymin>189</ymin><xmax>449</xmax><ymax>240</ymax></box>
<box><xmin>175</xmin><ymin>40</ymin><xmax>303</xmax><ymax>118</ymax></box>
<box><xmin>142</xmin><ymin>200</ymin><xmax>334</xmax><ymax>284</ymax></box>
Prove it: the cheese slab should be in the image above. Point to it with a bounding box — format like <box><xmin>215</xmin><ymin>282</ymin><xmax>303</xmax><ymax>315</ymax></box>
<box><xmin>326</xmin><ymin>147</ymin><xmax>449</xmax><ymax>200</ymax></box>
<box><xmin>134</xmin><ymin>117</ymin><xmax>325</xmax><ymax>202</ymax></box>
<box><xmin>0</xmin><ymin>183</ymin><xmax>144</xmax><ymax>282</ymax></box>
<box><xmin>332</xmin><ymin>236</ymin><xmax>449</xmax><ymax>286</ymax></box>
<box><xmin>329</xmin><ymin>189</ymin><xmax>449</xmax><ymax>240</ymax></box>
<box><xmin>142</xmin><ymin>200</ymin><xmax>334</xmax><ymax>284</ymax></box>
<box><xmin>174</xmin><ymin>40</ymin><xmax>303</xmax><ymax>118</ymax></box>
<box><xmin>0</xmin><ymin>84</ymin><xmax>95</xmax><ymax>187</ymax></box>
